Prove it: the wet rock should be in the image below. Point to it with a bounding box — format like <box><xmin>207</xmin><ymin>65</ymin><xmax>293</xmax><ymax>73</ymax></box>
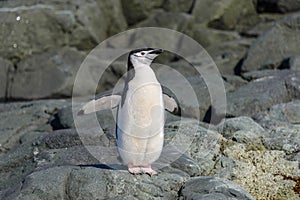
<box><xmin>179</xmin><ymin>176</ymin><xmax>255</xmax><ymax>200</ymax></box>
<box><xmin>9</xmin><ymin>47</ymin><xmax>85</xmax><ymax>99</ymax></box>
<box><xmin>253</xmin><ymin>100</ymin><xmax>300</xmax><ymax>129</ymax></box>
<box><xmin>241</xmin><ymin>13</ymin><xmax>300</xmax><ymax>72</ymax></box>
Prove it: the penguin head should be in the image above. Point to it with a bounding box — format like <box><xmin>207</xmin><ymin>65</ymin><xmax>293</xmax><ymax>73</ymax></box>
<box><xmin>128</xmin><ymin>48</ymin><xmax>163</xmax><ymax>68</ymax></box>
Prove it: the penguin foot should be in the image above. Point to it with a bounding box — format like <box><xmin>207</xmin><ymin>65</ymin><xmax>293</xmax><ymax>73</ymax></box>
<box><xmin>141</xmin><ymin>166</ymin><xmax>158</xmax><ymax>176</ymax></box>
<box><xmin>128</xmin><ymin>166</ymin><xmax>142</xmax><ymax>174</ymax></box>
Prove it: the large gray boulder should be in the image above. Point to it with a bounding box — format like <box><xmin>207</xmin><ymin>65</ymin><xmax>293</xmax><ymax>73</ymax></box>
<box><xmin>241</xmin><ymin>13</ymin><xmax>300</xmax><ymax>72</ymax></box>
<box><xmin>121</xmin><ymin>0</ymin><xmax>164</xmax><ymax>25</ymax></box>
<box><xmin>0</xmin><ymin>0</ymin><xmax>127</xmax><ymax>59</ymax></box>
<box><xmin>179</xmin><ymin>176</ymin><xmax>255</xmax><ymax>200</ymax></box>
<box><xmin>0</xmin><ymin>100</ymin><xmax>66</xmax><ymax>153</ymax></box>
<box><xmin>226</xmin><ymin>70</ymin><xmax>300</xmax><ymax>117</ymax></box>
<box><xmin>253</xmin><ymin>100</ymin><xmax>300</xmax><ymax>129</ymax></box>
<box><xmin>9</xmin><ymin>47</ymin><xmax>85</xmax><ymax>99</ymax></box>
<box><xmin>192</xmin><ymin>0</ymin><xmax>259</xmax><ymax>31</ymax></box>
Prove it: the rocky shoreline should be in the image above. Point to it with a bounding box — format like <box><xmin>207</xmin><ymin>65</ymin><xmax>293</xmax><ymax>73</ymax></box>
<box><xmin>0</xmin><ymin>0</ymin><xmax>300</xmax><ymax>199</ymax></box>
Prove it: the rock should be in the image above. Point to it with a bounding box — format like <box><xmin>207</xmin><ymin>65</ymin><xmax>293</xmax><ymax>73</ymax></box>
<box><xmin>0</xmin><ymin>58</ymin><xmax>13</xmax><ymax>100</ymax></box>
<box><xmin>253</xmin><ymin>100</ymin><xmax>300</xmax><ymax>129</ymax></box>
<box><xmin>263</xmin><ymin>125</ymin><xmax>300</xmax><ymax>154</ymax></box>
<box><xmin>9</xmin><ymin>47</ymin><xmax>85</xmax><ymax>99</ymax></box>
<box><xmin>282</xmin><ymin>55</ymin><xmax>300</xmax><ymax>70</ymax></box>
<box><xmin>121</xmin><ymin>0</ymin><xmax>164</xmax><ymax>25</ymax></box>
<box><xmin>0</xmin><ymin>100</ymin><xmax>66</xmax><ymax>153</ymax></box>
<box><xmin>15</xmin><ymin>166</ymin><xmax>187</xmax><ymax>199</ymax></box>
<box><xmin>241</xmin><ymin>13</ymin><xmax>300</xmax><ymax>72</ymax></box>
<box><xmin>16</xmin><ymin>166</ymin><xmax>76</xmax><ymax>199</ymax></box>
<box><xmin>0</xmin><ymin>0</ymin><xmax>127</xmax><ymax>59</ymax></box>
<box><xmin>193</xmin><ymin>25</ymin><xmax>240</xmax><ymax>48</ymax></box>
<box><xmin>179</xmin><ymin>176</ymin><xmax>255</xmax><ymax>200</ymax></box>
<box><xmin>0</xmin><ymin>142</ymin><xmax>36</xmax><ymax>193</ymax></box>
<box><xmin>206</xmin><ymin>39</ymin><xmax>253</xmax><ymax>75</ymax></box>
<box><xmin>158</xmin><ymin>75</ymin><xmax>210</xmax><ymax>120</ymax></box>
<box><xmin>223</xmin><ymin>143</ymin><xmax>299</xmax><ymax>200</ymax></box>
<box><xmin>95</xmin><ymin>0</ymin><xmax>127</xmax><ymax>36</ymax></box>
<box><xmin>222</xmin><ymin>75</ymin><xmax>248</xmax><ymax>91</ymax></box>
<box><xmin>162</xmin><ymin>0</ymin><xmax>194</xmax><ymax>13</ymax></box>
<box><xmin>136</xmin><ymin>10</ymin><xmax>194</xmax><ymax>35</ymax></box>
<box><xmin>242</xmin><ymin>70</ymin><xmax>300</xmax><ymax>98</ymax></box>
<box><xmin>257</xmin><ymin>0</ymin><xmax>300</xmax><ymax>13</ymax></box>
<box><xmin>218</xmin><ymin>117</ymin><xmax>265</xmax><ymax>144</ymax></box>
<box><xmin>243</xmin><ymin>14</ymin><xmax>283</xmax><ymax>37</ymax></box>
<box><xmin>226</xmin><ymin>75</ymin><xmax>290</xmax><ymax>117</ymax></box>
<box><xmin>0</xmin><ymin>5</ymin><xmax>68</xmax><ymax>59</ymax></box>
<box><xmin>192</xmin><ymin>0</ymin><xmax>259</xmax><ymax>31</ymax></box>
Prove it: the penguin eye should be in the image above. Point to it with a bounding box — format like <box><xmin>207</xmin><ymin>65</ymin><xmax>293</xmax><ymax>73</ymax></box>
<box><xmin>141</xmin><ymin>52</ymin><xmax>145</xmax><ymax>55</ymax></box>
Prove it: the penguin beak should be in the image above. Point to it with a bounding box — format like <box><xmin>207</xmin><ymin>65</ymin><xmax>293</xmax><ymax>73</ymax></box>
<box><xmin>149</xmin><ymin>49</ymin><xmax>163</xmax><ymax>55</ymax></box>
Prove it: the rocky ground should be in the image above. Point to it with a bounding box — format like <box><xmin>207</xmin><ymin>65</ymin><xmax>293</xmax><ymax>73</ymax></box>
<box><xmin>0</xmin><ymin>0</ymin><xmax>300</xmax><ymax>199</ymax></box>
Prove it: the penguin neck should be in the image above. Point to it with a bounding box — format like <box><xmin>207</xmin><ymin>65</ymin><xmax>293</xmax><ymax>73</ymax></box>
<box><xmin>127</xmin><ymin>60</ymin><xmax>157</xmax><ymax>82</ymax></box>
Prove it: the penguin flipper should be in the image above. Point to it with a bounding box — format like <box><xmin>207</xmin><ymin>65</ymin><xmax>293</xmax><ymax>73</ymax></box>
<box><xmin>163</xmin><ymin>94</ymin><xmax>181</xmax><ymax>115</ymax></box>
<box><xmin>78</xmin><ymin>94</ymin><xmax>121</xmax><ymax>115</ymax></box>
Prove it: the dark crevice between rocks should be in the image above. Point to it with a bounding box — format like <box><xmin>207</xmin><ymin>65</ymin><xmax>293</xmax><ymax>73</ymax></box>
<box><xmin>50</xmin><ymin>113</ymin><xmax>65</xmax><ymax>130</ymax></box>
<box><xmin>234</xmin><ymin>58</ymin><xmax>245</xmax><ymax>76</ymax></box>
<box><xmin>203</xmin><ymin>106</ymin><xmax>225</xmax><ymax>125</ymax></box>
<box><xmin>187</xmin><ymin>0</ymin><xmax>196</xmax><ymax>14</ymax></box>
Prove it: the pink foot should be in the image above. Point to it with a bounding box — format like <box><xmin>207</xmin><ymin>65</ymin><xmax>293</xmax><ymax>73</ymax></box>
<box><xmin>141</xmin><ymin>165</ymin><xmax>158</xmax><ymax>176</ymax></box>
<box><xmin>128</xmin><ymin>166</ymin><xmax>142</xmax><ymax>174</ymax></box>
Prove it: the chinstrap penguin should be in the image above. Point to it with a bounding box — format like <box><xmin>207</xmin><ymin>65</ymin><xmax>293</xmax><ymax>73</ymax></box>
<box><xmin>78</xmin><ymin>48</ymin><xmax>180</xmax><ymax>175</ymax></box>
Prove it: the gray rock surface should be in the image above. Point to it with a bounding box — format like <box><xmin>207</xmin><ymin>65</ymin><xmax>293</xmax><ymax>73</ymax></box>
<box><xmin>263</xmin><ymin>125</ymin><xmax>300</xmax><ymax>154</ymax></box>
<box><xmin>179</xmin><ymin>176</ymin><xmax>255</xmax><ymax>200</ymax></box>
<box><xmin>0</xmin><ymin>58</ymin><xmax>13</xmax><ymax>100</ymax></box>
<box><xmin>0</xmin><ymin>100</ymin><xmax>66</xmax><ymax>153</ymax></box>
<box><xmin>207</xmin><ymin>39</ymin><xmax>252</xmax><ymax>75</ymax></box>
<box><xmin>0</xmin><ymin>0</ymin><xmax>127</xmax><ymax>60</ymax></box>
<box><xmin>162</xmin><ymin>0</ymin><xmax>194</xmax><ymax>13</ymax></box>
<box><xmin>121</xmin><ymin>0</ymin><xmax>164</xmax><ymax>25</ymax></box>
<box><xmin>1</xmin><ymin>1</ymin><xmax>300</xmax><ymax>199</ymax></box>
<box><xmin>226</xmin><ymin>76</ymin><xmax>288</xmax><ymax>117</ymax></box>
<box><xmin>9</xmin><ymin>47</ymin><xmax>85</xmax><ymax>99</ymax></box>
<box><xmin>136</xmin><ymin>10</ymin><xmax>194</xmax><ymax>35</ymax></box>
<box><xmin>253</xmin><ymin>100</ymin><xmax>300</xmax><ymax>129</ymax></box>
<box><xmin>192</xmin><ymin>0</ymin><xmax>259</xmax><ymax>31</ymax></box>
<box><xmin>241</xmin><ymin>13</ymin><xmax>300</xmax><ymax>72</ymax></box>
<box><xmin>218</xmin><ymin>116</ymin><xmax>265</xmax><ymax>144</ymax></box>
<box><xmin>193</xmin><ymin>25</ymin><xmax>240</xmax><ymax>48</ymax></box>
